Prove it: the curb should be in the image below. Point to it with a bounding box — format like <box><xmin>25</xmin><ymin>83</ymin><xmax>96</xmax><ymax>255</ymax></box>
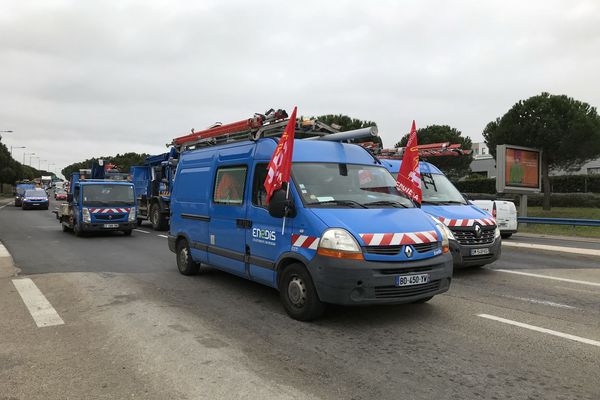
<box><xmin>513</xmin><ymin>232</ymin><xmax>600</xmax><ymax>245</ymax></box>
<box><xmin>0</xmin><ymin>241</ymin><xmax>20</xmax><ymax>278</ymax></box>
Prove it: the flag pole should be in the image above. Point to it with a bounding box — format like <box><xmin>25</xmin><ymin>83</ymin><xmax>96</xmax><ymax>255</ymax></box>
<box><xmin>281</xmin><ymin>182</ymin><xmax>290</xmax><ymax>234</ymax></box>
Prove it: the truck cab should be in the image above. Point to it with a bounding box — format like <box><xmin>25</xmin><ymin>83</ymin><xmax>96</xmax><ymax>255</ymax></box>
<box><xmin>55</xmin><ymin>172</ymin><xmax>137</xmax><ymax>237</ymax></box>
<box><xmin>382</xmin><ymin>159</ymin><xmax>501</xmax><ymax>268</ymax></box>
<box><xmin>131</xmin><ymin>150</ymin><xmax>177</xmax><ymax>231</ymax></box>
<box><xmin>169</xmin><ymin>138</ymin><xmax>454</xmax><ymax>321</ymax></box>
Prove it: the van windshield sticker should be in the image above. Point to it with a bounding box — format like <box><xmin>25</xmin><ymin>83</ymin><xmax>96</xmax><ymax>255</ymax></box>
<box><xmin>316</xmin><ymin>196</ymin><xmax>335</xmax><ymax>202</ymax></box>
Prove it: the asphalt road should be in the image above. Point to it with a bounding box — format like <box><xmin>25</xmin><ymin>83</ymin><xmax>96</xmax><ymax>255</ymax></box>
<box><xmin>1</xmin><ymin>198</ymin><xmax>599</xmax><ymax>400</ymax></box>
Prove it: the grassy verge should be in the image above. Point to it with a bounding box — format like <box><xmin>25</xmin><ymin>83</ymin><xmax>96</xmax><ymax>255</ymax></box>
<box><xmin>520</xmin><ymin>207</ymin><xmax>600</xmax><ymax>238</ymax></box>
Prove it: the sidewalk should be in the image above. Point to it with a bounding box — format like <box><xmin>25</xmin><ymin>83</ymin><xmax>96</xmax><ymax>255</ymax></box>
<box><xmin>512</xmin><ymin>232</ymin><xmax>600</xmax><ymax>245</ymax></box>
<box><xmin>504</xmin><ymin>232</ymin><xmax>600</xmax><ymax>257</ymax></box>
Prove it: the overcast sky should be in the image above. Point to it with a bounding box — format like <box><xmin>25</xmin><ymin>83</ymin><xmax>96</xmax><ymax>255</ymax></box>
<box><xmin>1</xmin><ymin>0</ymin><xmax>599</xmax><ymax>176</ymax></box>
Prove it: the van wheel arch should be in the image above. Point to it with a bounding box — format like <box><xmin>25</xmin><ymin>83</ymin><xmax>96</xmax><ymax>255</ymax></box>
<box><xmin>275</xmin><ymin>254</ymin><xmax>311</xmax><ymax>288</ymax></box>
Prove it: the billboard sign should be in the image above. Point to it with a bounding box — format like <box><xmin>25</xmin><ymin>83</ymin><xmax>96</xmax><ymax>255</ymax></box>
<box><xmin>496</xmin><ymin>144</ymin><xmax>542</xmax><ymax>193</ymax></box>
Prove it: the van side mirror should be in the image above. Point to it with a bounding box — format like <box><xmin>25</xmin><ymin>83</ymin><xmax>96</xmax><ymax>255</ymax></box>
<box><xmin>268</xmin><ymin>189</ymin><xmax>296</xmax><ymax>218</ymax></box>
<box><xmin>67</xmin><ymin>193</ymin><xmax>73</xmax><ymax>203</ymax></box>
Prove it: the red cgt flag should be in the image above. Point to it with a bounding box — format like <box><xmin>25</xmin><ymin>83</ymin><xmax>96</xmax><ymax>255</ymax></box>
<box><xmin>396</xmin><ymin>120</ymin><xmax>422</xmax><ymax>205</ymax></box>
<box><xmin>264</xmin><ymin>106</ymin><xmax>297</xmax><ymax>204</ymax></box>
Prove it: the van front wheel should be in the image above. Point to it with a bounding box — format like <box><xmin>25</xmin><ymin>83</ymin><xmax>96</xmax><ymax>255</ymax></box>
<box><xmin>279</xmin><ymin>263</ymin><xmax>325</xmax><ymax>321</ymax></box>
<box><xmin>176</xmin><ymin>239</ymin><xmax>199</xmax><ymax>276</ymax></box>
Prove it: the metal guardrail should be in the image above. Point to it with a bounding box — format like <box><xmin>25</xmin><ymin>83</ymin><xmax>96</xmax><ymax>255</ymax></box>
<box><xmin>518</xmin><ymin>217</ymin><xmax>600</xmax><ymax>227</ymax></box>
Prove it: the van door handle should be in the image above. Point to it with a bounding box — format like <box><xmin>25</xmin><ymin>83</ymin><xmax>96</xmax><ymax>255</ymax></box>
<box><xmin>236</xmin><ymin>219</ymin><xmax>252</xmax><ymax>229</ymax></box>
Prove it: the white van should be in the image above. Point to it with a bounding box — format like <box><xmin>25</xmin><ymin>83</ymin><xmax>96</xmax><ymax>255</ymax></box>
<box><xmin>471</xmin><ymin>200</ymin><xmax>518</xmax><ymax>238</ymax></box>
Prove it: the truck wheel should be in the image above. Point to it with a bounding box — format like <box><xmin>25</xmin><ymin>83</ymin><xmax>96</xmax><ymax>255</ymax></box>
<box><xmin>123</xmin><ymin>229</ymin><xmax>132</xmax><ymax>236</ymax></box>
<box><xmin>136</xmin><ymin>218</ymin><xmax>143</xmax><ymax>227</ymax></box>
<box><xmin>176</xmin><ymin>239</ymin><xmax>199</xmax><ymax>276</ymax></box>
<box><xmin>279</xmin><ymin>263</ymin><xmax>325</xmax><ymax>321</ymax></box>
<box><xmin>61</xmin><ymin>223</ymin><xmax>71</xmax><ymax>232</ymax></box>
<box><xmin>151</xmin><ymin>203</ymin><xmax>168</xmax><ymax>231</ymax></box>
<box><xmin>73</xmin><ymin>222</ymin><xmax>84</xmax><ymax>237</ymax></box>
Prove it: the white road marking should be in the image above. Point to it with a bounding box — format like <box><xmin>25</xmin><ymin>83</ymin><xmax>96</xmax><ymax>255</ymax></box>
<box><xmin>157</xmin><ymin>234</ymin><xmax>168</xmax><ymax>238</ymax></box>
<box><xmin>495</xmin><ymin>269</ymin><xmax>600</xmax><ymax>287</ymax></box>
<box><xmin>502</xmin><ymin>241</ymin><xmax>600</xmax><ymax>257</ymax></box>
<box><xmin>12</xmin><ymin>278</ymin><xmax>64</xmax><ymax>328</ymax></box>
<box><xmin>0</xmin><ymin>204</ymin><xmax>9</xmax><ymax>210</ymax></box>
<box><xmin>502</xmin><ymin>295</ymin><xmax>576</xmax><ymax>309</ymax></box>
<box><xmin>477</xmin><ymin>314</ymin><xmax>600</xmax><ymax>347</ymax></box>
<box><xmin>134</xmin><ymin>229</ymin><xmax>150</xmax><ymax>234</ymax></box>
<box><xmin>0</xmin><ymin>242</ymin><xmax>10</xmax><ymax>257</ymax></box>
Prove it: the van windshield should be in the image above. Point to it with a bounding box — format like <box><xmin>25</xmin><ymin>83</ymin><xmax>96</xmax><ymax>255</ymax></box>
<box><xmin>421</xmin><ymin>173</ymin><xmax>467</xmax><ymax>205</ymax></box>
<box><xmin>82</xmin><ymin>184</ymin><xmax>135</xmax><ymax>206</ymax></box>
<box><xmin>292</xmin><ymin>163</ymin><xmax>414</xmax><ymax>208</ymax></box>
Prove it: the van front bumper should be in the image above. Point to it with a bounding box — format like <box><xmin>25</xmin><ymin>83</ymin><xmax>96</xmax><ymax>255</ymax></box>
<box><xmin>81</xmin><ymin>222</ymin><xmax>136</xmax><ymax>231</ymax></box>
<box><xmin>450</xmin><ymin>237</ymin><xmax>501</xmax><ymax>267</ymax></box>
<box><xmin>306</xmin><ymin>253</ymin><xmax>453</xmax><ymax>305</ymax></box>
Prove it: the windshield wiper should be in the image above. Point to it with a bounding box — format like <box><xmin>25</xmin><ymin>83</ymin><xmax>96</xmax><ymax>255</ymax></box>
<box><xmin>422</xmin><ymin>200</ymin><xmax>466</xmax><ymax>205</ymax></box>
<box><xmin>308</xmin><ymin>199</ymin><xmax>367</xmax><ymax>208</ymax></box>
<box><xmin>363</xmin><ymin>200</ymin><xmax>408</xmax><ymax>208</ymax></box>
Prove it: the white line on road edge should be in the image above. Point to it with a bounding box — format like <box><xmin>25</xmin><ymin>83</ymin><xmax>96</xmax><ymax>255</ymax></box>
<box><xmin>502</xmin><ymin>241</ymin><xmax>600</xmax><ymax>257</ymax></box>
<box><xmin>12</xmin><ymin>278</ymin><xmax>64</xmax><ymax>328</ymax></box>
<box><xmin>0</xmin><ymin>204</ymin><xmax>9</xmax><ymax>210</ymax></box>
<box><xmin>0</xmin><ymin>242</ymin><xmax>10</xmax><ymax>258</ymax></box>
<box><xmin>134</xmin><ymin>229</ymin><xmax>150</xmax><ymax>234</ymax></box>
<box><xmin>157</xmin><ymin>234</ymin><xmax>168</xmax><ymax>238</ymax></box>
<box><xmin>495</xmin><ymin>269</ymin><xmax>600</xmax><ymax>287</ymax></box>
<box><xmin>502</xmin><ymin>295</ymin><xmax>576</xmax><ymax>309</ymax></box>
<box><xmin>477</xmin><ymin>314</ymin><xmax>600</xmax><ymax>347</ymax></box>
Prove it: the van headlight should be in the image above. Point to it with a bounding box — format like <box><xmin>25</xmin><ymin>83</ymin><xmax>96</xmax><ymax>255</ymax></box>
<box><xmin>430</xmin><ymin>216</ymin><xmax>453</xmax><ymax>253</ymax></box>
<box><xmin>494</xmin><ymin>225</ymin><xmax>501</xmax><ymax>239</ymax></box>
<box><xmin>128</xmin><ymin>207</ymin><xmax>136</xmax><ymax>222</ymax></box>
<box><xmin>317</xmin><ymin>228</ymin><xmax>364</xmax><ymax>260</ymax></box>
<box><xmin>82</xmin><ymin>208</ymin><xmax>91</xmax><ymax>223</ymax></box>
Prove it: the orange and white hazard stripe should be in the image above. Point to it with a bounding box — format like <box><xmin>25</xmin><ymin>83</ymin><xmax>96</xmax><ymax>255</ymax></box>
<box><xmin>360</xmin><ymin>230</ymin><xmax>438</xmax><ymax>246</ymax></box>
<box><xmin>436</xmin><ymin>217</ymin><xmax>495</xmax><ymax>227</ymax></box>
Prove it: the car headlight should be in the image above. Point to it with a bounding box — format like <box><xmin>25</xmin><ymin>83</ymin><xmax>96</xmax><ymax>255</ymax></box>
<box><xmin>494</xmin><ymin>225</ymin><xmax>501</xmax><ymax>239</ymax></box>
<box><xmin>430</xmin><ymin>216</ymin><xmax>453</xmax><ymax>253</ymax></box>
<box><xmin>317</xmin><ymin>228</ymin><xmax>363</xmax><ymax>260</ymax></box>
<box><xmin>82</xmin><ymin>208</ymin><xmax>91</xmax><ymax>223</ymax></box>
<box><xmin>128</xmin><ymin>207</ymin><xmax>136</xmax><ymax>222</ymax></box>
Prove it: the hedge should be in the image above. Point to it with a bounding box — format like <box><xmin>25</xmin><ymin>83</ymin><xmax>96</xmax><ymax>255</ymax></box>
<box><xmin>466</xmin><ymin>193</ymin><xmax>600</xmax><ymax>208</ymax></box>
<box><xmin>454</xmin><ymin>174</ymin><xmax>600</xmax><ymax>194</ymax></box>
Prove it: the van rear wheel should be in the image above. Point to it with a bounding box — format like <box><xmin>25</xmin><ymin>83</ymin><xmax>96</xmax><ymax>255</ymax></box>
<box><xmin>279</xmin><ymin>263</ymin><xmax>325</xmax><ymax>321</ymax></box>
<box><xmin>176</xmin><ymin>239</ymin><xmax>199</xmax><ymax>276</ymax></box>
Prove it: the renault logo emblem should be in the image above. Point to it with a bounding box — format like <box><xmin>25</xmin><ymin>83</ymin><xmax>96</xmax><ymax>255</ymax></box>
<box><xmin>474</xmin><ymin>224</ymin><xmax>482</xmax><ymax>238</ymax></box>
<box><xmin>404</xmin><ymin>245</ymin><xmax>413</xmax><ymax>258</ymax></box>
<box><xmin>108</xmin><ymin>215</ymin><xmax>113</xmax><ymax>220</ymax></box>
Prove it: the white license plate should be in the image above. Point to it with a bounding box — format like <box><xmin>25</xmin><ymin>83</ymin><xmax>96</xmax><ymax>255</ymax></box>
<box><xmin>471</xmin><ymin>248</ymin><xmax>490</xmax><ymax>256</ymax></box>
<box><xmin>103</xmin><ymin>224</ymin><xmax>119</xmax><ymax>228</ymax></box>
<box><xmin>395</xmin><ymin>273</ymin><xmax>429</xmax><ymax>287</ymax></box>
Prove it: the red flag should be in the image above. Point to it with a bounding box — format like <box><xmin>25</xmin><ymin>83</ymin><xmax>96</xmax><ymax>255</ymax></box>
<box><xmin>264</xmin><ymin>106</ymin><xmax>297</xmax><ymax>204</ymax></box>
<box><xmin>396</xmin><ymin>120</ymin><xmax>422</xmax><ymax>204</ymax></box>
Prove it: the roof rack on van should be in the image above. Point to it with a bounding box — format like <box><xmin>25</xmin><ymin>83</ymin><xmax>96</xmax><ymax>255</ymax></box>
<box><xmin>359</xmin><ymin>142</ymin><xmax>472</xmax><ymax>159</ymax></box>
<box><xmin>170</xmin><ymin>108</ymin><xmax>379</xmax><ymax>151</ymax></box>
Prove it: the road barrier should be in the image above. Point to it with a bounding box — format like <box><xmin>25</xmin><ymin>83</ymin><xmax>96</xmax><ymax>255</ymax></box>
<box><xmin>518</xmin><ymin>217</ymin><xmax>600</xmax><ymax>227</ymax></box>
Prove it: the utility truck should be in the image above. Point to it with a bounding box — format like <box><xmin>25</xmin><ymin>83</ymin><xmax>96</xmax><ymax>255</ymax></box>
<box><xmin>54</xmin><ymin>161</ymin><xmax>137</xmax><ymax>236</ymax></box>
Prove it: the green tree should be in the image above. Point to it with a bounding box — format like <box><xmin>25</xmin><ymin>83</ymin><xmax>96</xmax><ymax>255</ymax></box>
<box><xmin>315</xmin><ymin>114</ymin><xmax>381</xmax><ymax>145</ymax></box>
<box><xmin>61</xmin><ymin>152</ymin><xmax>149</xmax><ymax>178</ymax></box>
<box><xmin>483</xmin><ymin>92</ymin><xmax>600</xmax><ymax>210</ymax></box>
<box><xmin>395</xmin><ymin>125</ymin><xmax>473</xmax><ymax>179</ymax></box>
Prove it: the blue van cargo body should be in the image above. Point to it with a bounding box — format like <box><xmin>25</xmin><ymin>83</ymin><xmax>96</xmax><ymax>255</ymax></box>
<box><xmin>169</xmin><ymin>138</ymin><xmax>453</xmax><ymax>319</ymax></box>
<box><xmin>382</xmin><ymin>159</ymin><xmax>501</xmax><ymax>267</ymax></box>
<box><xmin>55</xmin><ymin>174</ymin><xmax>137</xmax><ymax>236</ymax></box>
<box><xmin>130</xmin><ymin>150</ymin><xmax>177</xmax><ymax>230</ymax></box>
<box><xmin>14</xmin><ymin>183</ymin><xmax>36</xmax><ymax>206</ymax></box>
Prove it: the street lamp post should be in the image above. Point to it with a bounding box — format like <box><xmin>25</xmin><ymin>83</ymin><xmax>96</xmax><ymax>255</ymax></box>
<box><xmin>10</xmin><ymin>145</ymin><xmax>26</xmax><ymax>157</ymax></box>
<box><xmin>39</xmin><ymin>159</ymin><xmax>47</xmax><ymax>170</ymax></box>
<box><xmin>23</xmin><ymin>152</ymin><xmax>35</xmax><ymax>165</ymax></box>
<box><xmin>30</xmin><ymin>155</ymin><xmax>38</xmax><ymax>167</ymax></box>
<box><xmin>0</xmin><ymin>130</ymin><xmax>13</xmax><ymax>140</ymax></box>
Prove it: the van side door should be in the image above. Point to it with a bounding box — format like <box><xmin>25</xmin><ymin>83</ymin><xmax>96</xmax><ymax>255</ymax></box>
<box><xmin>208</xmin><ymin>164</ymin><xmax>249</xmax><ymax>277</ymax></box>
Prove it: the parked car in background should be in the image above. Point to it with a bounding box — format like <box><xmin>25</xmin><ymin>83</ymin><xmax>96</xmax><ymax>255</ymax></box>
<box><xmin>471</xmin><ymin>200</ymin><xmax>518</xmax><ymax>238</ymax></box>
<box><xmin>21</xmin><ymin>189</ymin><xmax>49</xmax><ymax>210</ymax></box>
<box><xmin>55</xmin><ymin>189</ymin><xmax>68</xmax><ymax>201</ymax></box>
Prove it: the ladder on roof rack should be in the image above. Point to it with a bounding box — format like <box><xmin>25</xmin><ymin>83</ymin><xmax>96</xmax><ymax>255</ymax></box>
<box><xmin>359</xmin><ymin>142</ymin><xmax>472</xmax><ymax>159</ymax></box>
<box><xmin>170</xmin><ymin>108</ymin><xmax>379</xmax><ymax>151</ymax></box>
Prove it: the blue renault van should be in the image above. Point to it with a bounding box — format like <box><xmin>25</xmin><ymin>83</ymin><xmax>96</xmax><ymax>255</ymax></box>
<box><xmin>382</xmin><ymin>159</ymin><xmax>501</xmax><ymax>268</ymax></box>
<box><xmin>169</xmin><ymin>139</ymin><xmax>454</xmax><ymax>320</ymax></box>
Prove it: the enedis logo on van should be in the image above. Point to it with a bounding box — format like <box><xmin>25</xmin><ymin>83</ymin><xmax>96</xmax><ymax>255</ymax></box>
<box><xmin>252</xmin><ymin>228</ymin><xmax>276</xmax><ymax>246</ymax></box>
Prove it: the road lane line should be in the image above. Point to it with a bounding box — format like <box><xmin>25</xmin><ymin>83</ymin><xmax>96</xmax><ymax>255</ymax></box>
<box><xmin>0</xmin><ymin>204</ymin><xmax>9</xmax><ymax>210</ymax></box>
<box><xmin>495</xmin><ymin>269</ymin><xmax>600</xmax><ymax>287</ymax></box>
<box><xmin>502</xmin><ymin>241</ymin><xmax>600</xmax><ymax>257</ymax></box>
<box><xmin>502</xmin><ymin>295</ymin><xmax>576</xmax><ymax>309</ymax></box>
<box><xmin>134</xmin><ymin>229</ymin><xmax>150</xmax><ymax>234</ymax></box>
<box><xmin>157</xmin><ymin>234</ymin><xmax>168</xmax><ymax>238</ymax></box>
<box><xmin>12</xmin><ymin>278</ymin><xmax>64</xmax><ymax>328</ymax></box>
<box><xmin>0</xmin><ymin>243</ymin><xmax>10</xmax><ymax>257</ymax></box>
<box><xmin>477</xmin><ymin>314</ymin><xmax>600</xmax><ymax>347</ymax></box>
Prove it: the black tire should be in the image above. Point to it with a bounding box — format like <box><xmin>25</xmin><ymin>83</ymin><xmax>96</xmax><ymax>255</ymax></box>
<box><xmin>150</xmin><ymin>203</ymin><xmax>168</xmax><ymax>231</ymax></box>
<box><xmin>412</xmin><ymin>296</ymin><xmax>434</xmax><ymax>304</ymax></box>
<box><xmin>61</xmin><ymin>223</ymin><xmax>71</xmax><ymax>232</ymax></box>
<box><xmin>501</xmin><ymin>233</ymin><xmax>512</xmax><ymax>239</ymax></box>
<box><xmin>123</xmin><ymin>229</ymin><xmax>132</xmax><ymax>236</ymax></box>
<box><xmin>136</xmin><ymin>218</ymin><xmax>143</xmax><ymax>227</ymax></box>
<box><xmin>279</xmin><ymin>263</ymin><xmax>325</xmax><ymax>321</ymax></box>
<box><xmin>73</xmin><ymin>222</ymin><xmax>84</xmax><ymax>237</ymax></box>
<box><xmin>176</xmin><ymin>239</ymin><xmax>199</xmax><ymax>276</ymax></box>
